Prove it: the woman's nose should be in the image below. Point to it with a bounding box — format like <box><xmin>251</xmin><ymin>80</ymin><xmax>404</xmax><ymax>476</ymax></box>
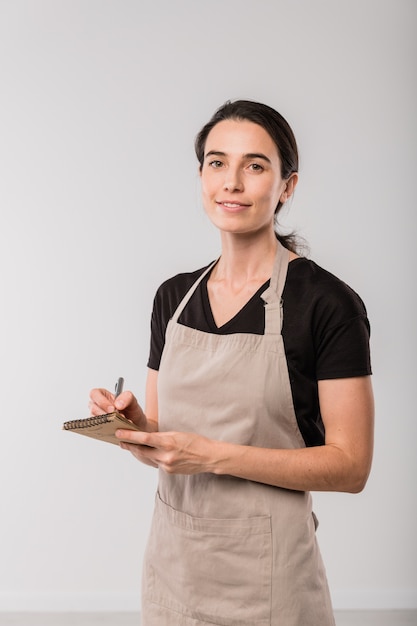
<box><xmin>223</xmin><ymin>168</ymin><xmax>243</xmax><ymax>192</ymax></box>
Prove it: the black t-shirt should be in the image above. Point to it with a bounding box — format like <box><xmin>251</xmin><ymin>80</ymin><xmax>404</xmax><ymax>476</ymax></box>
<box><xmin>147</xmin><ymin>258</ymin><xmax>372</xmax><ymax>447</ymax></box>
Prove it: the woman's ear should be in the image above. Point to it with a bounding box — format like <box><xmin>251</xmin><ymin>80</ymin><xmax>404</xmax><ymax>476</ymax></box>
<box><xmin>280</xmin><ymin>172</ymin><xmax>298</xmax><ymax>203</ymax></box>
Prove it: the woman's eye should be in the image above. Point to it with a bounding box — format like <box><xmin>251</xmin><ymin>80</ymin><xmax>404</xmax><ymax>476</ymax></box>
<box><xmin>249</xmin><ymin>163</ymin><xmax>263</xmax><ymax>172</ymax></box>
<box><xmin>209</xmin><ymin>160</ymin><xmax>223</xmax><ymax>168</ymax></box>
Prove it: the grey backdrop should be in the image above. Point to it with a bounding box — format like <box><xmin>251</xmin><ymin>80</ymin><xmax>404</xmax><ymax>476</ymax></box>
<box><xmin>0</xmin><ymin>0</ymin><xmax>416</xmax><ymax>613</ymax></box>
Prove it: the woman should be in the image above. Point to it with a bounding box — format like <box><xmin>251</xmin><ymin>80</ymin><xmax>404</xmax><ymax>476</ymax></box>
<box><xmin>89</xmin><ymin>100</ymin><xmax>374</xmax><ymax>625</ymax></box>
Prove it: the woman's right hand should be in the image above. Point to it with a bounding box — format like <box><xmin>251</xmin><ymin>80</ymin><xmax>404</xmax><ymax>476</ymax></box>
<box><xmin>89</xmin><ymin>387</ymin><xmax>148</xmax><ymax>431</ymax></box>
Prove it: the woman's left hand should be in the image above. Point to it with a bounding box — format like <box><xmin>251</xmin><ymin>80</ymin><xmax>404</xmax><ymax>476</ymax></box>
<box><xmin>116</xmin><ymin>429</ymin><xmax>217</xmax><ymax>475</ymax></box>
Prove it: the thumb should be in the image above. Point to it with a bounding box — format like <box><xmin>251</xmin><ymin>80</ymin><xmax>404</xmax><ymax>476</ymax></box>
<box><xmin>114</xmin><ymin>390</ymin><xmax>135</xmax><ymax>412</ymax></box>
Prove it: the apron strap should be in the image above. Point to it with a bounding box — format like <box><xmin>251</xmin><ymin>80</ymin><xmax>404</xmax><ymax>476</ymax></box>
<box><xmin>261</xmin><ymin>242</ymin><xmax>290</xmax><ymax>335</ymax></box>
<box><xmin>171</xmin><ymin>260</ymin><xmax>218</xmax><ymax>322</ymax></box>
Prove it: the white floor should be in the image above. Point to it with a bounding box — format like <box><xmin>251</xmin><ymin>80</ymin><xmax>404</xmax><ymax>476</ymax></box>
<box><xmin>335</xmin><ymin>611</ymin><xmax>417</xmax><ymax>625</ymax></box>
<box><xmin>0</xmin><ymin>612</ymin><xmax>416</xmax><ymax>625</ymax></box>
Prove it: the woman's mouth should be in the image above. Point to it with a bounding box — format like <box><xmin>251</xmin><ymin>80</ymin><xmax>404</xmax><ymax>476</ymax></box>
<box><xmin>216</xmin><ymin>201</ymin><xmax>250</xmax><ymax>212</ymax></box>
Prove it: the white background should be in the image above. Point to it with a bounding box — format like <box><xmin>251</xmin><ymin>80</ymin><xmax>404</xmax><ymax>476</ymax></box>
<box><xmin>0</xmin><ymin>0</ymin><xmax>415</xmax><ymax>613</ymax></box>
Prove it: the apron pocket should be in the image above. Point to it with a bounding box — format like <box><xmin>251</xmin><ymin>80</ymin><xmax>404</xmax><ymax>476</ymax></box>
<box><xmin>143</xmin><ymin>492</ymin><xmax>272</xmax><ymax>626</ymax></box>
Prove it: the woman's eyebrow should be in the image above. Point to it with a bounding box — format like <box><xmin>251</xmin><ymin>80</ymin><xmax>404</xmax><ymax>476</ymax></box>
<box><xmin>205</xmin><ymin>150</ymin><xmax>226</xmax><ymax>159</ymax></box>
<box><xmin>205</xmin><ymin>150</ymin><xmax>272</xmax><ymax>164</ymax></box>
<box><xmin>245</xmin><ymin>152</ymin><xmax>272</xmax><ymax>164</ymax></box>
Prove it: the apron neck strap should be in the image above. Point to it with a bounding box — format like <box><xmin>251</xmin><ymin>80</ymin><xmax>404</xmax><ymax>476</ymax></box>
<box><xmin>260</xmin><ymin>242</ymin><xmax>290</xmax><ymax>335</ymax></box>
<box><xmin>171</xmin><ymin>260</ymin><xmax>218</xmax><ymax>322</ymax></box>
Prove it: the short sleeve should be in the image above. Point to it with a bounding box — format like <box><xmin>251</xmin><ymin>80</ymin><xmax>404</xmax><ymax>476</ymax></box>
<box><xmin>316</xmin><ymin>314</ymin><xmax>371</xmax><ymax>379</ymax></box>
<box><xmin>313</xmin><ymin>280</ymin><xmax>372</xmax><ymax>380</ymax></box>
<box><xmin>146</xmin><ymin>266</ymin><xmax>210</xmax><ymax>370</ymax></box>
<box><xmin>147</xmin><ymin>288</ymin><xmax>166</xmax><ymax>371</ymax></box>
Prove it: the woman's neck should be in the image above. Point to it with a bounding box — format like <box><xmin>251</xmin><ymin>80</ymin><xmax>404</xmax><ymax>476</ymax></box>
<box><xmin>212</xmin><ymin>230</ymin><xmax>279</xmax><ymax>284</ymax></box>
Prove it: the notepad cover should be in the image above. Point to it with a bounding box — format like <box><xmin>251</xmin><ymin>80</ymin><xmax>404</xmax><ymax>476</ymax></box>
<box><xmin>62</xmin><ymin>412</ymin><xmax>142</xmax><ymax>445</ymax></box>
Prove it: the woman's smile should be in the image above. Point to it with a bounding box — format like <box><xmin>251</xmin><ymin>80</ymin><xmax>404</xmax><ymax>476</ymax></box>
<box><xmin>216</xmin><ymin>200</ymin><xmax>252</xmax><ymax>212</ymax></box>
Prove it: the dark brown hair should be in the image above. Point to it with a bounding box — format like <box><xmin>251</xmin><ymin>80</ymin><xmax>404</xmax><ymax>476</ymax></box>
<box><xmin>195</xmin><ymin>100</ymin><xmax>301</xmax><ymax>252</ymax></box>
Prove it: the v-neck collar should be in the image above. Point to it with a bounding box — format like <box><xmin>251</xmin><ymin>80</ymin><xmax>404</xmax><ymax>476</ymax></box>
<box><xmin>201</xmin><ymin>271</ymin><xmax>270</xmax><ymax>333</ymax></box>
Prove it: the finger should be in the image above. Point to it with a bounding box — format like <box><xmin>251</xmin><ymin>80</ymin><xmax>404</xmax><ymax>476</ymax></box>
<box><xmin>114</xmin><ymin>390</ymin><xmax>135</xmax><ymax>412</ymax></box>
<box><xmin>89</xmin><ymin>388</ymin><xmax>115</xmax><ymax>413</ymax></box>
<box><xmin>90</xmin><ymin>402</ymin><xmax>115</xmax><ymax>415</ymax></box>
<box><xmin>119</xmin><ymin>442</ymin><xmax>159</xmax><ymax>467</ymax></box>
<box><xmin>115</xmin><ymin>429</ymin><xmax>153</xmax><ymax>446</ymax></box>
<box><xmin>90</xmin><ymin>388</ymin><xmax>114</xmax><ymax>403</ymax></box>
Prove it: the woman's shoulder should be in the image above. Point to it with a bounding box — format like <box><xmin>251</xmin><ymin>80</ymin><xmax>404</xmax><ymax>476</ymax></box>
<box><xmin>153</xmin><ymin>263</ymin><xmax>213</xmax><ymax>308</ymax></box>
<box><xmin>286</xmin><ymin>257</ymin><xmax>368</xmax><ymax>318</ymax></box>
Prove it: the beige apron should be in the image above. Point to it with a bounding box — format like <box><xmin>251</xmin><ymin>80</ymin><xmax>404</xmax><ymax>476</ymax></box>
<box><xmin>141</xmin><ymin>243</ymin><xmax>335</xmax><ymax>625</ymax></box>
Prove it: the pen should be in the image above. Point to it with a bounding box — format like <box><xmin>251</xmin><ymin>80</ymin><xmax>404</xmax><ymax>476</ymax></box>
<box><xmin>114</xmin><ymin>377</ymin><xmax>124</xmax><ymax>398</ymax></box>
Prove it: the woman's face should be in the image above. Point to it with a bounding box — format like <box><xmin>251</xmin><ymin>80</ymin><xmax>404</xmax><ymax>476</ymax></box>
<box><xmin>200</xmin><ymin>119</ymin><xmax>296</xmax><ymax>237</ymax></box>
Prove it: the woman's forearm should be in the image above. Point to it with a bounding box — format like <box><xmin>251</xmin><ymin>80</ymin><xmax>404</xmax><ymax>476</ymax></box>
<box><xmin>209</xmin><ymin>439</ymin><xmax>371</xmax><ymax>493</ymax></box>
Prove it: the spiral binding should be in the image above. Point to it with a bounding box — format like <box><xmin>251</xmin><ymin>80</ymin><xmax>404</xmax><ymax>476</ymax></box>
<box><xmin>63</xmin><ymin>414</ymin><xmax>112</xmax><ymax>430</ymax></box>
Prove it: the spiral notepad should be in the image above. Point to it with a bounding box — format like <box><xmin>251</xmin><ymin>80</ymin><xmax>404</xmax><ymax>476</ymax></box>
<box><xmin>63</xmin><ymin>411</ymin><xmax>142</xmax><ymax>445</ymax></box>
